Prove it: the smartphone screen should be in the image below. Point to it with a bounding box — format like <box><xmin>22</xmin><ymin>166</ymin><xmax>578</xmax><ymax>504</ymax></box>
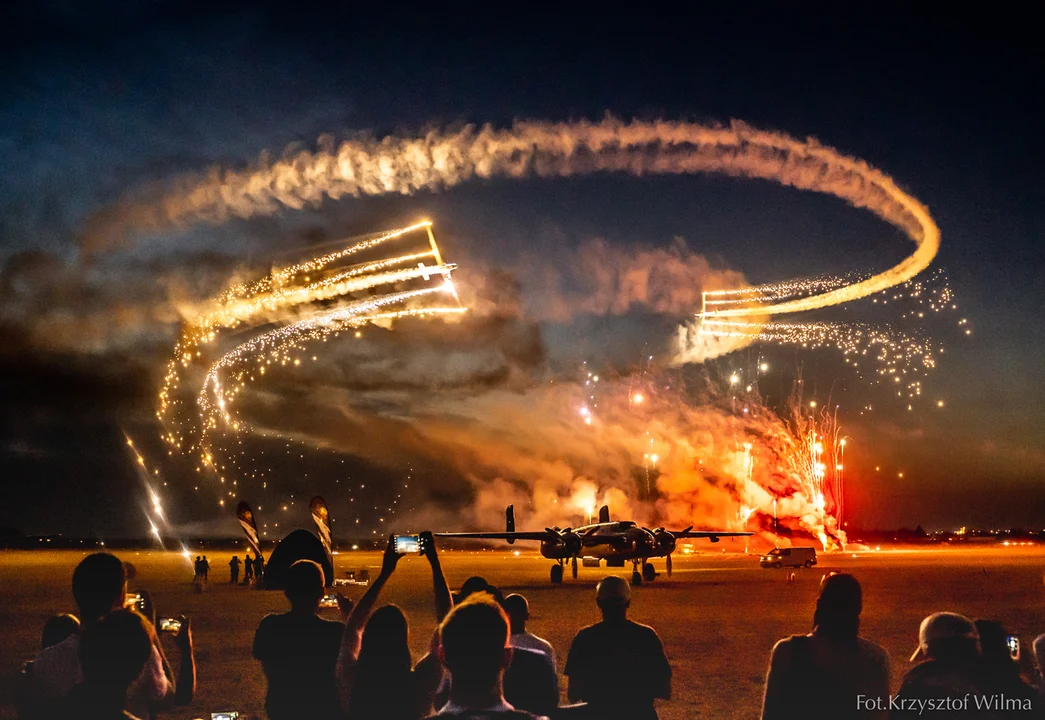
<box><xmin>1007</xmin><ymin>635</ymin><xmax>1020</xmax><ymax>661</ymax></box>
<box><xmin>159</xmin><ymin>618</ymin><xmax>181</xmax><ymax>633</ymax></box>
<box><xmin>319</xmin><ymin>595</ymin><xmax>338</xmax><ymax>608</ymax></box>
<box><xmin>394</xmin><ymin>534</ymin><xmax>420</xmax><ymax>554</ymax></box>
<box><xmin>211</xmin><ymin>713</ymin><xmax>239</xmax><ymax>720</ymax></box>
<box><xmin>124</xmin><ymin>593</ymin><xmax>143</xmax><ymax>611</ymax></box>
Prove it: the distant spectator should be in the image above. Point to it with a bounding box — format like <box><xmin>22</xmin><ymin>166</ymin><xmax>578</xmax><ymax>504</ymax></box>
<box><xmin>42</xmin><ymin>614</ymin><xmax>80</xmax><ymax>650</ymax></box>
<box><xmin>243</xmin><ymin>554</ymin><xmax>255</xmax><ymax>585</ymax></box>
<box><xmin>974</xmin><ymin>620</ymin><xmax>1038</xmax><ymax>708</ymax></box>
<box><xmin>336</xmin><ymin>532</ymin><xmax>448</xmax><ymax>719</ymax></box>
<box><xmin>435</xmin><ymin>578</ymin><xmax>557</xmax><ymax>716</ymax></box>
<box><xmin>253</xmin><ymin>553</ymin><xmax>265</xmax><ymax>587</ymax></box>
<box><xmin>432</xmin><ymin>594</ymin><xmax>546</xmax><ymax>719</ymax></box>
<box><xmin>253</xmin><ymin>559</ymin><xmax>343</xmax><ymax>719</ymax></box>
<box><xmin>564</xmin><ymin>575</ymin><xmax>670</xmax><ymax>720</ymax></box>
<box><xmin>22</xmin><ymin>553</ymin><xmax>195</xmax><ymax>719</ymax></box>
<box><xmin>893</xmin><ymin>612</ymin><xmax>986</xmax><ymax>717</ymax></box>
<box><xmin>67</xmin><ymin>609</ymin><xmax>154</xmax><ymax>720</ymax></box>
<box><xmin>201</xmin><ymin>556</ymin><xmax>210</xmax><ymax>583</ymax></box>
<box><xmin>229</xmin><ymin>555</ymin><xmax>241</xmax><ymax>584</ymax></box>
<box><xmin>193</xmin><ymin>557</ymin><xmax>202</xmax><ymax>584</ymax></box>
<box><xmin>762</xmin><ymin>573</ymin><xmax>889</xmax><ymax>720</ymax></box>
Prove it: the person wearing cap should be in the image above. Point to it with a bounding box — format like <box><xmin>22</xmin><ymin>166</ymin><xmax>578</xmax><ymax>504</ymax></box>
<box><xmin>761</xmin><ymin>573</ymin><xmax>889</xmax><ymax>720</ymax></box>
<box><xmin>893</xmin><ymin>611</ymin><xmax>988</xmax><ymax>714</ymax></box>
<box><xmin>563</xmin><ymin>575</ymin><xmax>671</xmax><ymax>720</ymax></box>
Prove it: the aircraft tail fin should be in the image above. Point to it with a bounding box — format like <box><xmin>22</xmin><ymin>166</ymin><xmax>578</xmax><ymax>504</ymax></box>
<box><xmin>598</xmin><ymin>505</ymin><xmax>610</xmax><ymax>524</ymax></box>
<box><xmin>506</xmin><ymin>505</ymin><xmax>516</xmax><ymax>544</ymax></box>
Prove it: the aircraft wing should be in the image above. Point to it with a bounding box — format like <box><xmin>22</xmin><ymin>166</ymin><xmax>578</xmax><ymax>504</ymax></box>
<box><xmin>672</xmin><ymin>530</ymin><xmax>754</xmax><ymax>539</ymax></box>
<box><xmin>433</xmin><ymin>531</ymin><xmax>553</xmax><ymax>541</ymax></box>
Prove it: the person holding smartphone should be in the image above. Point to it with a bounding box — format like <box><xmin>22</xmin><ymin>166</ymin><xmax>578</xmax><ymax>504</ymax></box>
<box><xmin>336</xmin><ymin>531</ymin><xmax>450</xmax><ymax>720</ymax></box>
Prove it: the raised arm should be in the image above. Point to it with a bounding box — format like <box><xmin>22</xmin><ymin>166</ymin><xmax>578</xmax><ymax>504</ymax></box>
<box><xmin>420</xmin><ymin>531</ymin><xmax>452</xmax><ymax>622</ymax></box>
<box><xmin>336</xmin><ymin>535</ymin><xmax>400</xmax><ymax>710</ymax></box>
<box><xmin>172</xmin><ymin>616</ymin><xmax>196</xmax><ymax>706</ymax></box>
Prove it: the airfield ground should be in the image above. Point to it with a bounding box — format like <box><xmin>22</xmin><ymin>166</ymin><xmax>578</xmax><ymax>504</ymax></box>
<box><xmin>1</xmin><ymin>545</ymin><xmax>1043</xmax><ymax>719</ymax></box>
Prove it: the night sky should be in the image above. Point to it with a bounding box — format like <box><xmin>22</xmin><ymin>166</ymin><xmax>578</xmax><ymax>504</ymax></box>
<box><xmin>2</xmin><ymin>4</ymin><xmax>1044</xmax><ymax>537</ymax></box>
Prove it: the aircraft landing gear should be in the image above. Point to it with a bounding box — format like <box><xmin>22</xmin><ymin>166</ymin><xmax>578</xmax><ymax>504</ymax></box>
<box><xmin>630</xmin><ymin>558</ymin><xmax>644</xmax><ymax>586</ymax></box>
<box><xmin>642</xmin><ymin>562</ymin><xmax>657</xmax><ymax>583</ymax></box>
<box><xmin>551</xmin><ymin>562</ymin><xmax>564</xmax><ymax>584</ymax></box>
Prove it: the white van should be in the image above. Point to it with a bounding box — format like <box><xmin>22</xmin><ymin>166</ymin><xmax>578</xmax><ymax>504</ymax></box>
<box><xmin>760</xmin><ymin>546</ymin><xmax>817</xmax><ymax>569</ymax></box>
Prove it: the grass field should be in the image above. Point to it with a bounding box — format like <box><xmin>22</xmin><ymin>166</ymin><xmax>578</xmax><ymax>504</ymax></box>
<box><xmin>2</xmin><ymin>545</ymin><xmax>1043</xmax><ymax>719</ymax></box>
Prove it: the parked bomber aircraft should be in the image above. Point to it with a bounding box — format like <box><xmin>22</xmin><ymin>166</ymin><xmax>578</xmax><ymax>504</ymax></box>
<box><xmin>436</xmin><ymin>504</ymin><xmax>753</xmax><ymax>585</ymax></box>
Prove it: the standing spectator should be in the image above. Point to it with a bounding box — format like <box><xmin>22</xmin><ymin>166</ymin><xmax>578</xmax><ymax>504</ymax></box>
<box><xmin>229</xmin><ymin>555</ymin><xmax>241</xmax><ymax>584</ymax></box>
<box><xmin>336</xmin><ymin>532</ymin><xmax>448</xmax><ymax>719</ymax></box>
<box><xmin>1034</xmin><ymin>633</ymin><xmax>1045</xmax><ymax>692</ymax></box>
<box><xmin>434</xmin><ymin>579</ymin><xmax>557</xmax><ymax>716</ymax></box>
<box><xmin>21</xmin><ymin>553</ymin><xmax>195</xmax><ymax>719</ymax></box>
<box><xmin>201</xmin><ymin>556</ymin><xmax>210</xmax><ymax>584</ymax></box>
<box><xmin>253</xmin><ymin>553</ymin><xmax>265</xmax><ymax>587</ymax></box>
<box><xmin>193</xmin><ymin>557</ymin><xmax>202</xmax><ymax>584</ymax></box>
<box><xmin>243</xmin><ymin>554</ymin><xmax>254</xmax><ymax>585</ymax></box>
<box><xmin>564</xmin><ymin>576</ymin><xmax>670</xmax><ymax>720</ymax></box>
<box><xmin>253</xmin><ymin>559</ymin><xmax>343</xmax><ymax>719</ymax></box>
<box><xmin>431</xmin><ymin>594</ymin><xmax>546</xmax><ymax>719</ymax></box>
<box><xmin>973</xmin><ymin>620</ymin><xmax>1037</xmax><ymax>706</ymax></box>
<box><xmin>761</xmin><ymin>573</ymin><xmax>889</xmax><ymax>720</ymax></box>
<box><xmin>503</xmin><ymin>594</ymin><xmax>556</xmax><ymax>668</ymax></box>
<box><xmin>893</xmin><ymin>612</ymin><xmax>986</xmax><ymax>715</ymax></box>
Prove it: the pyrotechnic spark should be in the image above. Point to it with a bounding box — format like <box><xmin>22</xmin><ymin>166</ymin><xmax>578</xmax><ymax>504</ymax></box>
<box><xmin>158</xmin><ymin>223</ymin><xmax>464</xmax><ymax>492</ymax></box>
<box><xmin>697</xmin><ymin>270</ymin><xmax>961</xmax><ymax>403</ymax></box>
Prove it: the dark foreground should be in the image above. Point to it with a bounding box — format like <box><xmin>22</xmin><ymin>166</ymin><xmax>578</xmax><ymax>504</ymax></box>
<box><xmin>1</xmin><ymin>545</ymin><xmax>1043</xmax><ymax>720</ymax></box>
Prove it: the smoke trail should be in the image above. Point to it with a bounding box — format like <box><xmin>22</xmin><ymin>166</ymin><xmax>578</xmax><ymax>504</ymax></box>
<box><xmin>83</xmin><ymin>117</ymin><xmax>939</xmax><ymax>325</ymax></box>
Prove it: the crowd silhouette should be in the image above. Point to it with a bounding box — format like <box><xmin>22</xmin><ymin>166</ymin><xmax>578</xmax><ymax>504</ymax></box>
<box><xmin>14</xmin><ymin>543</ymin><xmax>1045</xmax><ymax>719</ymax></box>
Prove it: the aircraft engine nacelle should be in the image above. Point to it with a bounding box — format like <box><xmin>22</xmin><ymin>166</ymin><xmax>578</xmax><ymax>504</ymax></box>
<box><xmin>654</xmin><ymin>530</ymin><xmax>677</xmax><ymax>555</ymax></box>
<box><xmin>562</xmin><ymin>531</ymin><xmax>582</xmax><ymax>556</ymax></box>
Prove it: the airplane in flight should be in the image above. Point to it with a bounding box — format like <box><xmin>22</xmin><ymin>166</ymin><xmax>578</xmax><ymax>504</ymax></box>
<box><xmin>436</xmin><ymin>504</ymin><xmax>753</xmax><ymax>585</ymax></box>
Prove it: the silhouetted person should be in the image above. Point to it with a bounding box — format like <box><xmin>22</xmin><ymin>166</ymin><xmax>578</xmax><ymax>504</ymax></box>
<box><xmin>23</xmin><ymin>552</ymin><xmax>195</xmax><ymax>719</ymax></box>
<box><xmin>243</xmin><ymin>554</ymin><xmax>254</xmax><ymax>585</ymax></box>
<box><xmin>253</xmin><ymin>559</ymin><xmax>343</xmax><ymax>719</ymax></box>
<box><xmin>42</xmin><ymin>614</ymin><xmax>80</xmax><ymax>650</ymax></box>
<box><xmin>435</xmin><ymin>578</ymin><xmax>557</xmax><ymax>716</ymax></box>
<box><xmin>894</xmin><ymin>612</ymin><xmax>986</xmax><ymax>718</ymax></box>
<box><xmin>432</xmin><ymin>594</ymin><xmax>545</xmax><ymax>719</ymax></box>
<box><xmin>762</xmin><ymin>573</ymin><xmax>889</xmax><ymax>720</ymax></box>
<box><xmin>67</xmin><ymin>609</ymin><xmax>154</xmax><ymax>720</ymax></box>
<box><xmin>201</xmin><ymin>556</ymin><xmax>210</xmax><ymax>583</ymax></box>
<box><xmin>564</xmin><ymin>576</ymin><xmax>670</xmax><ymax>720</ymax></box>
<box><xmin>229</xmin><ymin>555</ymin><xmax>241</xmax><ymax>584</ymax></box>
<box><xmin>336</xmin><ymin>532</ymin><xmax>448</xmax><ymax>719</ymax></box>
<box><xmin>253</xmin><ymin>553</ymin><xmax>265</xmax><ymax>587</ymax></box>
<box><xmin>973</xmin><ymin>619</ymin><xmax>1037</xmax><ymax>709</ymax></box>
<box><xmin>193</xmin><ymin>557</ymin><xmax>202</xmax><ymax>583</ymax></box>
<box><xmin>504</xmin><ymin>594</ymin><xmax>556</xmax><ymax>665</ymax></box>
<box><xmin>1034</xmin><ymin>633</ymin><xmax>1045</xmax><ymax>692</ymax></box>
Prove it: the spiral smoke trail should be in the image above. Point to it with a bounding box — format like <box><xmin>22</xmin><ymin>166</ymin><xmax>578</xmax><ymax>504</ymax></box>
<box><xmin>84</xmin><ymin>117</ymin><xmax>939</xmax><ymax>323</ymax></box>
